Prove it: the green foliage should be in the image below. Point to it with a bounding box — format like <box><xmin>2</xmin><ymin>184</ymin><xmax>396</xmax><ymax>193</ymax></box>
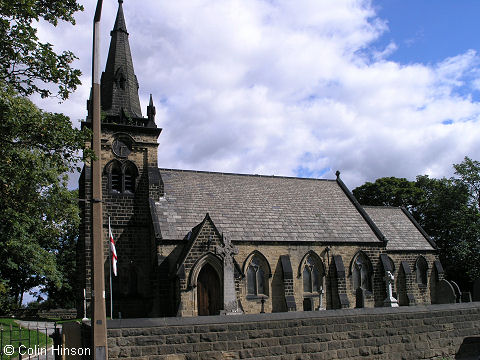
<box><xmin>0</xmin><ymin>86</ymin><xmax>91</xmax><ymax>307</ymax></box>
<box><xmin>0</xmin><ymin>0</ymin><xmax>86</xmax><ymax>309</ymax></box>
<box><xmin>41</xmin><ymin>191</ymin><xmax>79</xmax><ymax>309</ymax></box>
<box><xmin>414</xmin><ymin>175</ymin><xmax>480</xmax><ymax>287</ymax></box>
<box><xmin>352</xmin><ymin>160</ymin><xmax>480</xmax><ymax>289</ymax></box>
<box><xmin>0</xmin><ymin>0</ymin><xmax>83</xmax><ymax>99</ymax></box>
<box><xmin>352</xmin><ymin>177</ymin><xmax>422</xmax><ymax>211</ymax></box>
<box><xmin>453</xmin><ymin>156</ymin><xmax>480</xmax><ymax>211</ymax></box>
<box><xmin>0</xmin><ymin>280</ymin><xmax>15</xmax><ymax>315</ymax></box>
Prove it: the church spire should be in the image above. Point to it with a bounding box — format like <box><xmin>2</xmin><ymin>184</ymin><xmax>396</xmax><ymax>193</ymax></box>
<box><xmin>100</xmin><ymin>0</ymin><xmax>142</xmax><ymax>121</ymax></box>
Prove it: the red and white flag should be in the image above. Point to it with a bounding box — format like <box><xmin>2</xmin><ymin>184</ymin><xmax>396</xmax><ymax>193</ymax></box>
<box><xmin>109</xmin><ymin>218</ymin><xmax>118</xmax><ymax>276</ymax></box>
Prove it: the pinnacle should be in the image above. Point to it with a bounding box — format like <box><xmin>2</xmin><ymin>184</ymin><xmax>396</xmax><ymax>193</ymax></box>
<box><xmin>113</xmin><ymin>0</ymin><xmax>127</xmax><ymax>33</ymax></box>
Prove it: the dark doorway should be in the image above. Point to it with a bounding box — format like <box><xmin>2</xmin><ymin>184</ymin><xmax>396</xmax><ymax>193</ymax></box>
<box><xmin>197</xmin><ymin>263</ymin><xmax>222</xmax><ymax>316</ymax></box>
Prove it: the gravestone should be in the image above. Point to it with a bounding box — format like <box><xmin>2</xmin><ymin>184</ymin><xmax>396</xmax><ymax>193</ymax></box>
<box><xmin>473</xmin><ymin>278</ymin><xmax>480</xmax><ymax>301</ymax></box>
<box><xmin>216</xmin><ymin>236</ymin><xmax>242</xmax><ymax>315</ymax></box>
<box><xmin>435</xmin><ymin>280</ymin><xmax>456</xmax><ymax>304</ymax></box>
<box><xmin>450</xmin><ymin>281</ymin><xmax>462</xmax><ymax>303</ymax></box>
<box><xmin>383</xmin><ymin>271</ymin><xmax>399</xmax><ymax>307</ymax></box>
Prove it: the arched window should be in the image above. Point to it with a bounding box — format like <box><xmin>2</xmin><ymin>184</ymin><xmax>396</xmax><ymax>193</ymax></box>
<box><xmin>415</xmin><ymin>256</ymin><xmax>428</xmax><ymax>286</ymax></box>
<box><xmin>303</xmin><ymin>257</ymin><xmax>321</xmax><ymax>294</ymax></box>
<box><xmin>246</xmin><ymin>255</ymin><xmax>269</xmax><ymax>297</ymax></box>
<box><xmin>111</xmin><ymin>164</ymin><xmax>122</xmax><ymax>193</ymax></box>
<box><xmin>105</xmin><ymin>160</ymin><xmax>137</xmax><ymax>194</ymax></box>
<box><xmin>352</xmin><ymin>252</ymin><xmax>373</xmax><ymax>292</ymax></box>
<box><xmin>247</xmin><ymin>257</ymin><xmax>265</xmax><ymax>296</ymax></box>
<box><xmin>124</xmin><ymin>165</ymin><xmax>136</xmax><ymax>193</ymax></box>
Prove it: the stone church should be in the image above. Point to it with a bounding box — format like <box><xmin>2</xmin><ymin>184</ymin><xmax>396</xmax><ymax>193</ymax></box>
<box><xmin>78</xmin><ymin>1</ymin><xmax>445</xmax><ymax>318</ymax></box>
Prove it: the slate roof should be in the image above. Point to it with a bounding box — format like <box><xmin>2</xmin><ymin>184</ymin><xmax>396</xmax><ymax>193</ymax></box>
<box><xmin>100</xmin><ymin>0</ymin><xmax>142</xmax><ymax>119</ymax></box>
<box><xmin>363</xmin><ymin>206</ymin><xmax>435</xmax><ymax>251</ymax></box>
<box><xmin>155</xmin><ymin>169</ymin><xmax>384</xmax><ymax>244</ymax></box>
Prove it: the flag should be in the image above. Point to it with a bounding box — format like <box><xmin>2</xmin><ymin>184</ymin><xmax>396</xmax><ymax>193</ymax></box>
<box><xmin>109</xmin><ymin>218</ymin><xmax>117</xmax><ymax>276</ymax></box>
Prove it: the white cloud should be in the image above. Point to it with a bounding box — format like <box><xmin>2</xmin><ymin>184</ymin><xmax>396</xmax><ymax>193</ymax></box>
<box><xmin>31</xmin><ymin>0</ymin><xmax>480</xmax><ymax>189</ymax></box>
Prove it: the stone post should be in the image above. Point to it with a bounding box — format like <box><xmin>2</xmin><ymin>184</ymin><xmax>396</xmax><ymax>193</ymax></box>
<box><xmin>216</xmin><ymin>236</ymin><xmax>243</xmax><ymax>315</ymax></box>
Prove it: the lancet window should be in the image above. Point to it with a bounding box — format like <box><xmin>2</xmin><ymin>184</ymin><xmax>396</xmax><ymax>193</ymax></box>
<box><xmin>303</xmin><ymin>256</ymin><xmax>321</xmax><ymax>294</ymax></box>
<box><xmin>415</xmin><ymin>256</ymin><xmax>428</xmax><ymax>286</ymax></box>
<box><xmin>352</xmin><ymin>252</ymin><xmax>373</xmax><ymax>292</ymax></box>
<box><xmin>246</xmin><ymin>255</ymin><xmax>269</xmax><ymax>297</ymax></box>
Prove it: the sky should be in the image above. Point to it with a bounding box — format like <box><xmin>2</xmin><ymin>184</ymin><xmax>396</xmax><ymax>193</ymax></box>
<box><xmin>32</xmin><ymin>0</ymin><xmax>480</xmax><ymax>190</ymax></box>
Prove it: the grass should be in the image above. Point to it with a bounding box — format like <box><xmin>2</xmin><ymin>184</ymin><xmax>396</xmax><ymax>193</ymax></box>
<box><xmin>0</xmin><ymin>318</ymin><xmax>53</xmax><ymax>359</ymax></box>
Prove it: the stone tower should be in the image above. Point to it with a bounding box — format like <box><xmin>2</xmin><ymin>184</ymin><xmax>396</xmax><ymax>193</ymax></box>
<box><xmin>78</xmin><ymin>0</ymin><xmax>162</xmax><ymax>318</ymax></box>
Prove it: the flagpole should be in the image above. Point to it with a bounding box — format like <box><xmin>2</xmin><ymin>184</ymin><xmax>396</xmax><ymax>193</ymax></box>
<box><xmin>109</xmin><ymin>217</ymin><xmax>113</xmax><ymax>319</ymax></box>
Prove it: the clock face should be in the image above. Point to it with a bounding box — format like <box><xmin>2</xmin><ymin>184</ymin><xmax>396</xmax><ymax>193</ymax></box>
<box><xmin>112</xmin><ymin>138</ymin><xmax>132</xmax><ymax>158</ymax></box>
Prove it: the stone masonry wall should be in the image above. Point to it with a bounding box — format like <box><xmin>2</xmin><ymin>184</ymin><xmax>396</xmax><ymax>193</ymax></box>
<box><xmin>178</xmin><ymin>219</ymin><xmax>224</xmax><ymax>317</ymax></box>
<box><xmin>213</xmin><ymin>243</ymin><xmax>437</xmax><ymax>314</ymax></box>
<box><xmin>102</xmin><ymin>302</ymin><xmax>480</xmax><ymax>360</ymax></box>
<box><xmin>153</xmin><ymin>241</ymin><xmax>440</xmax><ymax>317</ymax></box>
<box><xmin>79</xmin><ymin>126</ymin><xmax>159</xmax><ymax>318</ymax></box>
<box><xmin>389</xmin><ymin>252</ymin><xmax>437</xmax><ymax>305</ymax></box>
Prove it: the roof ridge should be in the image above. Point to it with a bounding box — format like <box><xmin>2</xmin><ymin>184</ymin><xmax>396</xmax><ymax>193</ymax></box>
<box><xmin>158</xmin><ymin>168</ymin><xmax>336</xmax><ymax>182</ymax></box>
<box><xmin>363</xmin><ymin>205</ymin><xmax>402</xmax><ymax>209</ymax></box>
<box><xmin>335</xmin><ymin>176</ymin><xmax>387</xmax><ymax>244</ymax></box>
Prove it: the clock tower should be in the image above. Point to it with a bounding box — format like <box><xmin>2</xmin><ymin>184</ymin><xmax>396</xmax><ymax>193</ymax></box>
<box><xmin>78</xmin><ymin>0</ymin><xmax>162</xmax><ymax>318</ymax></box>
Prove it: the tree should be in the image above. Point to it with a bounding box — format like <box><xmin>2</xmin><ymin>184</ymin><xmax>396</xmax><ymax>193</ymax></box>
<box><xmin>352</xmin><ymin>177</ymin><xmax>423</xmax><ymax>212</ymax></box>
<box><xmin>352</xmin><ymin>168</ymin><xmax>480</xmax><ymax>290</ymax></box>
<box><xmin>0</xmin><ymin>279</ymin><xmax>14</xmax><ymax>315</ymax></box>
<box><xmin>41</xmin><ymin>191</ymin><xmax>80</xmax><ymax>309</ymax></box>
<box><xmin>453</xmin><ymin>156</ymin><xmax>480</xmax><ymax>211</ymax></box>
<box><xmin>0</xmin><ymin>86</ymin><xmax>91</xmax><ymax>307</ymax></box>
<box><xmin>0</xmin><ymin>0</ymin><xmax>86</xmax><ymax>309</ymax></box>
<box><xmin>414</xmin><ymin>175</ymin><xmax>480</xmax><ymax>288</ymax></box>
<box><xmin>0</xmin><ymin>0</ymin><xmax>83</xmax><ymax>99</ymax></box>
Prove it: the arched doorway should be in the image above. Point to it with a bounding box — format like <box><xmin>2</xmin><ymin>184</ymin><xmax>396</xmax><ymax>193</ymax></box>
<box><xmin>197</xmin><ymin>263</ymin><xmax>222</xmax><ymax>316</ymax></box>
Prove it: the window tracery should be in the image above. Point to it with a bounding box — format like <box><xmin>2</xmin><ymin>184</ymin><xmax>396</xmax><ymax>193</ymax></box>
<box><xmin>352</xmin><ymin>252</ymin><xmax>373</xmax><ymax>292</ymax></box>
<box><xmin>105</xmin><ymin>160</ymin><xmax>137</xmax><ymax>194</ymax></box>
<box><xmin>247</xmin><ymin>256</ymin><xmax>266</xmax><ymax>296</ymax></box>
<box><xmin>303</xmin><ymin>256</ymin><xmax>321</xmax><ymax>294</ymax></box>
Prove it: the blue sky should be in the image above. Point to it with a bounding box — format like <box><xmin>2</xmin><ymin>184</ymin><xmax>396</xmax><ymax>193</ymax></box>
<box><xmin>373</xmin><ymin>0</ymin><xmax>480</xmax><ymax>65</ymax></box>
<box><xmin>372</xmin><ymin>1</ymin><xmax>480</xmax><ymax>104</ymax></box>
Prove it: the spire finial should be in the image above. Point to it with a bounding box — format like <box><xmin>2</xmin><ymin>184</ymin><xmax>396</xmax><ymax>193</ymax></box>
<box><xmin>147</xmin><ymin>94</ymin><xmax>156</xmax><ymax>124</ymax></box>
<box><xmin>112</xmin><ymin>0</ymin><xmax>127</xmax><ymax>34</ymax></box>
